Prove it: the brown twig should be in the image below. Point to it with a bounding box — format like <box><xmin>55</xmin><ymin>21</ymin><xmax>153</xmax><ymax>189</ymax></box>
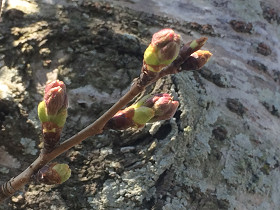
<box><xmin>0</xmin><ymin>37</ymin><xmax>208</xmax><ymax>202</ymax></box>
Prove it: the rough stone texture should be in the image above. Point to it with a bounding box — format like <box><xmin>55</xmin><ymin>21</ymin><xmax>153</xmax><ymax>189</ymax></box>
<box><xmin>0</xmin><ymin>0</ymin><xmax>280</xmax><ymax>209</ymax></box>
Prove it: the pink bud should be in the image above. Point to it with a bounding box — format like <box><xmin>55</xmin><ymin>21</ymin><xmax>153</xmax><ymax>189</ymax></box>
<box><xmin>151</xmin><ymin>100</ymin><xmax>179</xmax><ymax>122</ymax></box>
<box><xmin>151</xmin><ymin>29</ymin><xmax>181</xmax><ymax>49</ymax></box>
<box><xmin>141</xmin><ymin>93</ymin><xmax>179</xmax><ymax>122</ymax></box>
<box><xmin>44</xmin><ymin>80</ymin><xmax>68</xmax><ymax>115</ymax></box>
<box><xmin>141</xmin><ymin>93</ymin><xmax>170</xmax><ymax>107</ymax></box>
<box><xmin>144</xmin><ymin>29</ymin><xmax>181</xmax><ymax>72</ymax></box>
<box><xmin>151</xmin><ymin>29</ymin><xmax>181</xmax><ymax>61</ymax></box>
<box><xmin>106</xmin><ymin>93</ymin><xmax>179</xmax><ymax>131</ymax></box>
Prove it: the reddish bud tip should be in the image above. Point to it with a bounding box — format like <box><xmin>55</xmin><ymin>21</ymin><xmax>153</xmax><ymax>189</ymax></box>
<box><xmin>106</xmin><ymin>93</ymin><xmax>179</xmax><ymax>131</ymax></box>
<box><xmin>144</xmin><ymin>29</ymin><xmax>181</xmax><ymax>72</ymax></box>
<box><xmin>146</xmin><ymin>94</ymin><xmax>179</xmax><ymax>122</ymax></box>
<box><xmin>151</xmin><ymin>28</ymin><xmax>181</xmax><ymax>48</ymax></box>
<box><xmin>44</xmin><ymin>80</ymin><xmax>68</xmax><ymax>116</ymax></box>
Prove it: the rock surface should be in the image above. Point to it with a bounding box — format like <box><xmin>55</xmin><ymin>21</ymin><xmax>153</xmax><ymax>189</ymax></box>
<box><xmin>0</xmin><ymin>0</ymin><xmax>279</xmax><ymax>209</ymax></box>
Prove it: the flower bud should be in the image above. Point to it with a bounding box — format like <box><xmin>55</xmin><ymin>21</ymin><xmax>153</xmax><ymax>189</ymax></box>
<box><xmin>189</xmin><ymin>38</ymin><xmax>208</xmax><ymax>51</ymax></box>
<box><xmin>150</xmin><ymin>96</ymin><xmax>179</xmax><ymax>122</ymax></box>
<box><xmin>35</xmin><ymin>163</ymin><xmax>71</xmax><ymax>185</ymax></box>
<box><xmin>144</xmin><ymin>29</ymin><xmax>181</xmax><ymax>72</ymax></box>
<box><xmin>106</xmin><ymin>93</ymin><xmax>179</xmax><ymax>130</ymax></box>
<box><xmin>44</xmin><ymin>80</ymin><xmax>68</xmax><ymax>116</ymax></box>
<box><xmin>140</xmin><ymin>93</ymin><xmax>179</xmax><ymax>122</ymax></box>
<box><xmin>38</xmin><ymin>80</ymin><xmax>68</xmax><ymax>152</ymax></box>
<box><xmin>105</xmin><ymin>106</ymin><xmax>155</xmax><ymax>130</ymax></box>
<box><xmin>181</xmin><ymin>50</ymin><xmax>212</xmax><ymax>71</ymax></box>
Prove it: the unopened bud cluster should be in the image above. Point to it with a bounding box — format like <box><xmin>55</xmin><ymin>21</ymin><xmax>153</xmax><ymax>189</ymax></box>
<box><xmin>38</xmin><ymin>80</ymin><xmax>68</xmax><ymax>152</ymax></box>
<box><xmin>144</xmin><ymin>29</ymin><xmax>181</xmax><ymax>72</ymax></box>
<box><xmin>144</xmin><ymin>28</ymin><xmax>212</xmax><ymax>73</ymax></box>
<box><xmin>106</xmin><ymin>93</ymin><xmax>179</xmax><ymax>130</ymax></box>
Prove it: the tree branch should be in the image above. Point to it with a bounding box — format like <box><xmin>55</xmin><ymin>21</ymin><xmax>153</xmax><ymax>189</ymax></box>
<box><xmin>0</xmin><ymin>37</ymin><xmax>209</xmax><ymax>202</ymax></box>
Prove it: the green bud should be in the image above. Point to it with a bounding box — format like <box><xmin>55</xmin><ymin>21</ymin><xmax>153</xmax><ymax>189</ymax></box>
<box><xmin>53</xmin><ymin>164</ymin><xmax>71</xmax><ymax>184</ymax></box>
<box><xmin>35</xmin><ymin>163</ymin><xmax>71</xmax><ymax>185</ymax></box>
<box><xmin>38</xmin><ymin>80</ymin><xmax>68</xmax><ymax>128</ymax></box>
<box><xmin>135</xmin><ymin>93</ymin><xmax>179</xmax><ymax>122</ymax></box>
<box><xmin>190</xmin><ymin>40</ymin><xmax>199</xmax><ymax>50</ymax></box>
<box><xmin>44</xmin><ymin>80</ymin><xmax>68</xmax><ymax>116</ymax></box>
<box><xmin>38</xmin><ymin>101</ymin><xmax>49</xmax><ymax>123</ymax></box>
<box><xmin>188</xmin><ymin>37</ymin><xmax>208</xmax><ymax>51</ymax></box>
<box><xmin>144</xmin><ymin>28</ymin><xmax>181</xmax><ymax>72</ymax></box>
<box><xmin>49</xmin><ymin>108</ymin><xmax>68</xmax><ymax>127</ymax></box>
<box><xmin>132</xmin><ymin>107</ymin><xmax>155</xmax><ymax>125</ymax></box>
<box><xmin>38</xmin><ymin>80</ymin><xmax>68</xmax><ymax>152</ymax></box>
<box><xmin>143</xmin><ymin>45</ymin><xmax>158</xmax><ymax>66</ymax></box>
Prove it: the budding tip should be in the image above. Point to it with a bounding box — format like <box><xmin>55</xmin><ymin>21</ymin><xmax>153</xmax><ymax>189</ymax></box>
<box><xmin>197</xmin><ymin>37</ymin><xmax>208</xmax><ymax>45</ymax></box>
<box><xmin>205</xmin><ymin>51</ymin><xmax>212</xmax><ymax>62</ymax></box>
<box><xmin>36</xmin><ymin>163</ymin><xmax>71</xmax><ymax>185</ymax></box>
<box><xmin>190</xmin><ymin>40</ymin><xmax>198</xmax><ymax>50</ymax></box>
<box><xmin>43</xmin><ymin>80</ymin><xmax>68</xmax><ymax>116</ymax></box>
<box><xmin>144</xmin><ymin>28</ymin><xmax>181</xmax><ymax>72</ymax></box>
<box><xmin>190</xmin><ymin>50</ymin><xmax>212</xmax><ymax>69</ymax></box>
<box><xmin>190</xmin><ymin>37</ymin><xmax>208</xmax><ymax>50</ymax></box>
<box><xmin>172</xmin><ymin>101</ymin><xmax>180</xmax><ymax>109</ymax></box>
